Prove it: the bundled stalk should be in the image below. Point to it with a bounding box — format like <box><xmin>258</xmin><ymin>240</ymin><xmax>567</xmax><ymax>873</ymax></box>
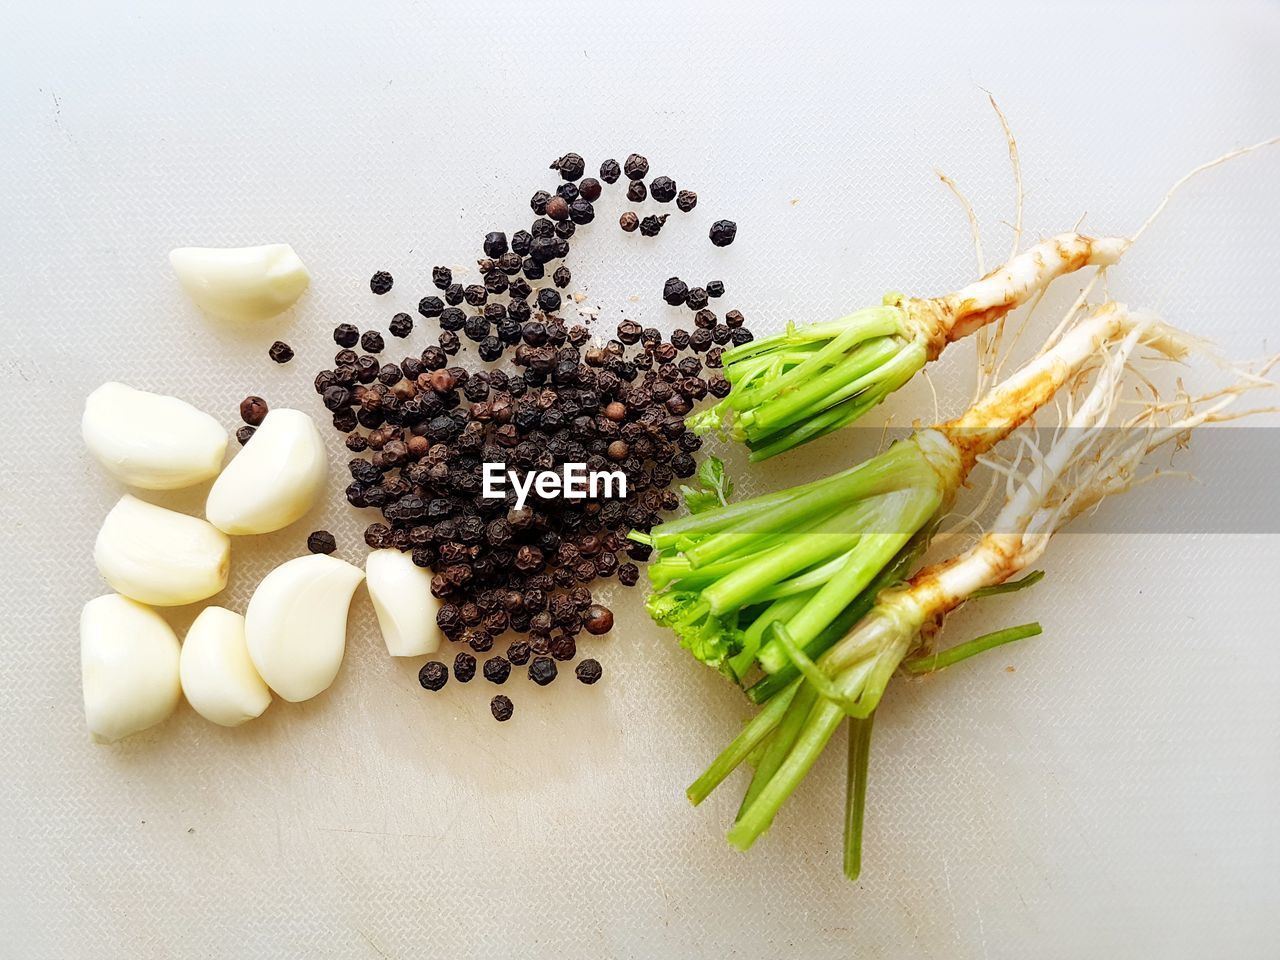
<box><xmin>686</xmin><ymin>307</ymin><xmax>1275</xmax><ymax>877</ymax></box>
<box><xmin>689</xmin><ymin>233</ymin><xmax>1128</xmax><ymax>459</ymax></box>
<box><xmin>637</xmin><ymin>301</ymin><xmax>1176</xmax><ymax>690</ymax></box>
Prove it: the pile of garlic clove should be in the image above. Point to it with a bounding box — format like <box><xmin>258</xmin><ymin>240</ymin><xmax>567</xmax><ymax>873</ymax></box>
<box><xmin>79</xmin><ymin>380</ymin><xmax>370</xmax><ymax>741</ymax></box>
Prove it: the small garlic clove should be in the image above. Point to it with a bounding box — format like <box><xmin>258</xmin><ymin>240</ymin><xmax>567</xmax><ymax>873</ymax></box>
<box><xmin>205</xmin><ymin>408</ymin><xmax>327</xmax><ymax>535</ymax></box>
<box><xmin>365</xmin><ymin>548</ymin><xmax>442</xmax><ymax>657</ymax></box>
<box><xmin>169</xmin><ymin>243</ymin><xmax>310</xmax><ymax>323</ymax></box>
<box><xmin>180</xmin><ymin>606</ymin><xmax>271</xmax><ymax>727</ymax></box>
<box><xmin>94</xmin><ymin>494</ymin><xmax>231</xmax><ymax>606</ymax></box>
<box><xmin>81</xmin><ymin>594</ymin><xmax>181</xmax><ymax>743</ymax></box>
<box><xmin>82</xmin><ymin>382</ymin><xmax>228</xmax><ymax>490</ymax></box>
<box><xmin>245</xmin><ymin>554</ymin><xmax>365</xmax><ymax>702</ymax></box>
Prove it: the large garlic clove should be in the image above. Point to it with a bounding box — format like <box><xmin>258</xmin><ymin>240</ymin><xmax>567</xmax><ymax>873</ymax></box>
<box><xmin>81</xmin><ymin>594</ymin><xmax>181</xmax><ymax>742</ymax></box>
<box><xmin>245</xmin><ymin>554</ymin><xmax>365</xmax><ymax>702</ymax></box>
<box><xmin>205</xmin><ymin>408</ymin><xmax>327</xmax><ymax>535</ymax></box>
<box><xmin>180</xmin><ymin>606</ymin><xmax>271</xmax><ymax>727</ymax></box>
<box><xmin>94</xmin><ymin>494</ymin><xmax>231</xmax><ymax>606</ymax></box>
<box><xmin>365</xmin><ymin>548</ymin><xmax>442</xmax><ymax>657</ymax></box>
<box><xmin>82</xmin><ymin>382</ymin><xmax>228</xmax><ymax>490</ymax></box>
<box><xmin>169</xmin><ymin>243</ymin><xmax>310</xmax><ymax>323</ymax></box>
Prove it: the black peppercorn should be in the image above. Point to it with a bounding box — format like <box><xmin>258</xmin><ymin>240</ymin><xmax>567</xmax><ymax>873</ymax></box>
<box><xmin>568</xmin><ymin>198</ymin><xmax>594</xmax><ymax>224</ymax></box>
<box><xmin>576</xmin><ymin>658</ymin><xmax>603</xmax><ymax>684</ymax></box>
<box><xmin>268</xmin><ymin>341</ymin><xmax>294</xmax><ymax>363</ymax></box>
<box><xmin>537</xmin><ymin>288</ymin><xmax>561</xmax><ymax>313</ymax></box>
<box><xmin>361</xmin><ymin>331</ymin><xmax>385</xmax><ymax>354</ymax></box>
<box><xmin>650</xmin><ymin>176</ymin><xmax>677</xmax><ymax>203</ymax></box>
<box><xmin>529</xmin><ymin>656</ymin><xmax>557</xmax><ymax>685</ymax></box>
<box><xmin>619</xmin><ymin>211</ymin><xmax>639</xmax><ymax>232</ymax></box>
<box><xmin>579</xmin><ymin>177</ymin><xmax>602</xmax><ymax>202</ymax></box>
<box><xmin>454</xmin><ymin>651</ymin><xmax>476</xmax><ymax>682</ymax></box>
<box><xmin>432</xmin><ymin>266</ymin><xmax>452</xmax><ymax>290</ymax></box>
<box><xmin>686</xmin><ymin>287</ymin><xmax>709</xmax><ymax>310</ymax></box>
<box><xmin>551</xmin><ymin>152</ymin><xmax>586</xmax><ymax>181</ymax></box>
<box><xmin>556</xmin><ymin>182</ymin><xmax>580</xmax><ymax>203</ymax></box>
<box><xmin>389</xmin><ymin>313</ymin><xmax>413</xmax><ymax>338</ymax></box>
<box><xmin>240</xmin><ymin>395</ymin><xmax>268</xmax><ymax>426</ymax></box>
<box><xmin>676</xmin><ymin>190</ymin><xmax>698</xmax><ymax>212</ymax></box>
<box><xmin>709</xmin><ymin>219</ymin><xmax>738</xmax><ymax>247</ymax></box>
<box><xmin>623</xmin><ymin>153</ymin><xmax>649</xmax><ymax>180</ymax></box>
<box><xmin>438</xmin><ymin>330</ymin><xmax>460</xmax><ymax>354</ymax></box>
<box><xmin>334</xmin><ymin>323</ymin><xmax>360</xmax><ymax>347</ymax></box>
<box><xmin>235</xmin><ymin>425</ymin><xmax>256</xmax><ymax>445</ymax></box>
<box><xmin>530</xmin><ymin>190</ymin><xmax>551</xmax><ymax>215</ymax></box>
<box><xmin>511</xmin><ymin>230</ymin><xmax>532</xmax><ymax>256</ymax></box>
<box><xmin>307</xmin><ymin>530</ymin><xmax>337</xmax><ymax>555</ymax></box>
<box><xmin>507</xmin><ymin>640</ymin><xmax>531</xmax><ymax>665</ymax></box>
<box><xmin>445</xmin><ymin>283</ymin><xmax>465</xmax><ymax>305</ymax></box>
<box><xmin>522</xmin><ymin>257</ymin><xmax>545</xmax><ymax>280</ymax></box>
<box><xmin>618</xmin><ymin>562</ymin><xmax>640</xmax><ymax>586</ymax></box>
<box><xmin>483</xmin><ymin>656</ymin><xmax>511</xmax><ymax>684</ymax></box>
<box><xmin>706</xmin><ymin>280</ymin><xmax>725</xmax><ymax>298</ymax></box>
<box><xmin>549</xmin><ymin>634</ymin><xmax>576</xmax><ymax>661</ymax></box>
<box><xmin>552</xmin><ymin>265</ymin><xmax>571</xmax><ymax>288</ymax></box>
<box><xmin>418</xmin><ymin>661</ymin><xmax>448</xmax><ymax>691</ymax></box>
<box><xmin>462</xmin><ymin>284</ymin><xmax>486</xmax><ymax>307</ymax></box>
<box><xmin>369</xmin><ymin>270</ymin><xmax>393</xmax><ymax>295</ymax></box>
<box><xmin>626</xmin><ymin>180</ymin><xmax>647</xmax><ymax>203</ymax></box>
<box><xmin>483</xmin><ymin>231</ymin><xmax>508</xmax><ymax>257</ymax></box>
<box><xmin>639</xmin><ymin>214</ymin><xmax>667</xmax><ymax>237</ymax></box>
<box><xmin>554</xmin><ymin>219</ymin><xmax>576</xmax><ymax>239</ymax></box>
<box><xmin>490</xmin><ymin>694</ymin><xmax>514</xmax><ymax>721</ymax></box>
<box><xmin>599</xmin><ymin>158</ymin><xmax>621</xmax><ymax>183</ymax></box>
<box><xmin>663</xmin><ymin>277</ymin><xmax>689</xmax><ymax>306</ymax></box>
<box><xmin>731</xmin><ymin>327</ymin><xmax>754</xmax><ymax>346</ymax></box>
<box><xmin>418</xmin><ymin>298</ymin><xmax>444</xmax><ymax>320</ymax></box>
<box><xmin>690</xmin><ymin>328</ymin><xmax>714</xmax><ymax>352</ymax></box>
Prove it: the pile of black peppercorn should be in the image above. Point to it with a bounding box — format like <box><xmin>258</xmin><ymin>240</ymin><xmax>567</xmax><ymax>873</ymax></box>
<box><xmin>313</xmin><ymin>152</ymin><xmax>751</xmax><ymax>719</ymax></box>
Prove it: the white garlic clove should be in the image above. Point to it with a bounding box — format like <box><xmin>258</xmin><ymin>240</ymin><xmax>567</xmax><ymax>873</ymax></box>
<box><xmin>245</xmin><ymin>554</ymin><xmax>365</xmax><ymax>702</ymax></box>
<box><xmin>81</xmin><ymin>594</ymin><xmax>181</xmax><ymax>743</ymax></box>
<box><xmin>169</xmin><ymin>243</ymin><xmax>310</xmax><ymax>323</ymax></box>
<box><xmin>179</xmin><ymin>606</ymin><xmax>271</xmax><ymax>727</ymax></box>
<box><xmin>205</xmin><ymin>408</ymin><xmax>327</xmax><ymax>535</ymax></box>
<box><xmin>82</xmin><ymin>382</ymin><xmax>228</xmax><ymax>490</ymax></box>
<box><xmin>365</xmin><ymin>548</ymin><xmax>442</xmax><ymax>657</ymax></box>
<box><xmin>94</xmin><ymin>494</ymin><xmax>231</xmax><ymax>606</ymax></box>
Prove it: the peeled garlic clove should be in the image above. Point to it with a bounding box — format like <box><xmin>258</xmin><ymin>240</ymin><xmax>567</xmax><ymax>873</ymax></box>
<box><xmin>95</xmin><ymin>494</ymin><xmax>231</xmax><ymax>606</ymax></box>
<box><xmin>180</xmin><ymin>606</ymin><xmax>270</xmax><ymax>727</ymax></box>
<box><xmin>82</xmin><ymin>382</ymin><xmax>228</xmax><ymax>490</ymax></box>
<box><xmin>205</xmin><ymin>408</ymin><xmax>327</xmax><ymax>535</ymax></box>
<box><xmin>81</xmin><ymin>594</ymin><xmax>181</xmax><ymax>742</ymax></box>
<box><xmin>245</xmin><ymin>554</ymin><xmax>364</xmax><ymax>702</ymax></box>
<box><xmin>365</xmin><ymin>548</ymin><xmax>442</xmax><ymax>657</ymax></box>
<box><xmin>169</xmin><ymin>243</ymin><xmax>310</xmax><ymax>323</ymax></box>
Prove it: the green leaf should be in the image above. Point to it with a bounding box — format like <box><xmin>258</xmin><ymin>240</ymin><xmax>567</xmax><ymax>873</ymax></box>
<box><xmin>681</xmin><ymin>456</ymin><xmax>734</xmax><ymax>513</ymax></box>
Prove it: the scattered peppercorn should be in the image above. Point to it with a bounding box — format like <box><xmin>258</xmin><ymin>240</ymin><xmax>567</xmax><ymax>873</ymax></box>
<box><xmin>389</xmin><ymin>313</ymin><xmax>414</xmax><ymax>338</ymax></box>
<box><xmin>268</xmin><ymin>341</ymin><xmax>294</xmax><ymax>363</ymax></box>
<box><xmin>483</xmin><ymin>656</ymin><xmax>511</xmax><ymax>684</ymax></box>
<box><xmin>725</xmin><ymin>309</ymin><xmax>745</xmax><ymax>328</ymax></box>
<box><xmin>623</xmin><ymin>153</ymin><xmax>649</xmax><ymax>180</ymax></box>
<box><xmin>639</xmin><ymin>214</ymin><xmax>668</xmax><ymax>237</ymax></box>
<box><xmin>599</xmin><ymin>158</ymin><xmax>621</xmax><ymax>183</ymax></box>
<box><xmin>579</xmin><ymin>178</ymin><xmax>602</xmax><ymax>202</ymax></box>
<box><xmin>686</xmin><ymin>287</ymin><xmax>709</xmax><ymax>310</ymax></box>
<box><xmin>370</xmin><ymin>270</ymin><xmax>394</xmax><ymax>295</ymax></box>
<box><xmin>706</xmin><ymin>280</ymin><xmax>725</xmax><ymax>298</ymax></box>
<box><xmin>530</xmin><ymin>190</ymin><xmax>551</xmax><ymax>215</ymax></box>
<box><xmin>235</xmin><ymin>425</ymin><xmax>256</xmax><ymax>445</ymax></box>
<box><xmin>619</xmin><ymin>211</ymin><xmax>639</xmax><ymax>232</ymax></box>
<box><xmin>576</xmin><ymin>659</ymin><xmax>603</xmax><ymax>684</ymax></box>
<box><xmin>483</xmin><ymin>232</ymin><xmax>508</xmax><ymax>257</ymax></box>
<box><xmin>334</xmin><ymin>323</ymin><xmax>360</xmax><ymax>347</ymax></box>
<box><xmin>307</xmin><ymin>530</ymin><xmax>337</xmax><ymax>555</ymax></box>
<box><xmin>551</xmin><ymin>152</ymin><xmax>585</xmax><ymax>181</ymax></box>
<box><xmin>676</xmin><ymin>190</ymin><xmax>698</xmax><ymax>212</ymax></box>
<box><xmin>537</xmin><ymin>288</ymin><xmax>561</xmax><ymax>313</ymax></box>
<box><xmin>663</xmin><ymin>277</ymin><xmax>689</xmax><ymax>306</ymax></box>
<box><xmin>418</xmin><ymin>661</ymin><xmax>448</xmax><ymax>691</ymax></box>
<box><xmin>709</xmin><ymin>219</ymin><xmax>738</xmax><ymax>247</ymax></box>
<box><xmin>552</xmin><ymin>265</ymin><xmax>571</xmax><ymax>288</ymax></box>
<box><xmin>432</xmin><ymin>266</ymin><xmax>453</xmax><ymax>290</ymax></box>
<box><xmin>240</xmin><ymin>395</ymin><xmax>268</xmax><ymax>426</ymax></box>
<box><xmin>529</xmin><ymin>656</ymin><xmax>557</xmax><ymax>686</ymax></box>
<box><xmin>454</xmin><ymin>651</ymin><xmax>477</xmax><ymax>682</ymax></box>
<box><xmin>545</xmin><ymin>196</ymin><xmax>569</xmax><ymax>222</ymax></box>
<box><xmin>490</xmin><ymin>694</ymin><xmax>514</xmax><ymax>721</ymax></box>
<box><xmin>361</xmin><ymin>331</ymin><xmax>385</xmax><ymax>354</ymax></box>
<box><xmin>626</xmin><ymin>180</ymin><xmax>647</xmax><ymax>203</ymax></box>
<box><xmin>584</xmin><ymin>604</ymin><xmax>614</xmax><ymax>635</ymax></box>
<box><xmin>650</xmin><ymin>176</ymin><xmax>677</xmax><ymax>203</ymax></box>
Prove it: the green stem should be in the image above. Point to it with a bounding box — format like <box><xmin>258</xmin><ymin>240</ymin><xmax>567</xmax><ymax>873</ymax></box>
<box><xmin>901</xmin><ymin>622</ymin><xmax>1042</xmax><ymax>674</ymax></box>
<box><xmin>843</xmin><ymin>712</ymin><xmax>875</xmax><ymax>882</ymax></box>
<box><xmin>686</xmin><ymin>681</ymin><xmax>800</xmax><ymax>806</ymax></box>
<box><xmin>739</xmin><ymin>682</ymin><xmax>817</xmax><ymax>816</ymax></box>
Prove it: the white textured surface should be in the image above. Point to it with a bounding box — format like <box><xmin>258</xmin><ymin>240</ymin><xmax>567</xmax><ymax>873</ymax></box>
<box><xmin>2</xmin><ymin>1</ymin><xmax>1279</xmax><ymax>957</ymax></box>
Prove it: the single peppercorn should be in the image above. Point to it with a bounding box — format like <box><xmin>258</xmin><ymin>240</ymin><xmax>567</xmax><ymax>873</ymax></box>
<box><xmin>511</xmin><ymin>230</ymin><xmax>532</xmax><ymax>255</ymax></box>
<box><xmin>418</xmin><ymin>661</ymin><xmax>448</xmax><ymax>691</ymax></box>
<box><xmin>334</xmin><ymin>323</ymin><xmax>360</xmax><ymax>347</ymax></box>
<box><xmin>618</xmin><ymin>562</ymin><xmax>640</xmax><ymax>586</ymax></box>
<box><xmin>490</xmin><ymin>694</ymin><xmax>514</xmax><ymax>722</ymax></box>
<box><xmin>361</xmin><ymin>331</ymin><xmax>385</xmax><ymax>354</ymax></box>
<box><xmin>725</xmin><ymin>308</ymin><xmax>745</xmax><ymax>328</ymax></box>
<box><xmin>552</xmin><ymin>265</ymin><xmax>571</xmax><ymax>288</ymax></box>
<box><xmin>623</xmin><ymin>153</ymin><xmax>649</xmax><ymax>180</ymax></box>
<box><xmin>549</xmin><ymin>634</ymin><xmax>576</xmax><ymax>661</ymax></box>
<box><xmin>551</xmin><ymin>152</ymin><xmax>586</xmax><ymax>181</ymax></box>
<box><xmin>626</xmin><ymin>180</ymin><xmax>647</xmax><ymax>203</ymax></box>
<box><xmin>537</xmin><ymin>288</ymin><xmax>561</xmax><ymax>313</ymax></box>
<box><xmin>306</xmin><ymin>530</ymin><xmax>337</xmax><ymax>555</ymax></box>
<box><xmin>454</xmin><ymin>651</ymin><xmax>477</xmax><ymax>682</ymax></box>
<box><xmin>445</xmin><ymin>283</ymin><xmax>465</xmax><ymax>305</ymax></box>
<box><xmin>663</xmin><ymin>277</ymin><xmax>689</xmax><ymax>306</ymax></box>
<box><xmin>650</xmin><ymin>176</ymin><xmax>677</xmax><ymax>203</ymax></box>
<box><xmin>568</xmin><ymin>198</ymin><xmax>595</xmax><ymax>224</ymax></box>
<box><xmin>576</xmin><ymin>659</ymin><xmax>603</xmax><ymax>684</ymax></box>
<box><xmin>676</xmin><ymin>190</ymin><xmax>698</xmax><ymax>212</ymax></box>
<box><xmin>235</xmin><ymin>425</ymin><xmax>256</xmax><ymax>445</ymax></box>
<box><xmin>530</xmin><ymin>190</ymin><xmax>551</xmax><ymax>215</ymax></box>
<box><xmin>239</xmin><ymin>395</ymin><xmax>268</xmax><ymax>426</ymax></box>
<box><xmin>507</xmin><ymin>640</ymin><xmax>531</xmax><ymax>665</ymax></box>
<box><xmin>483</xmin><ymin>231</ymin><xmax>508</xmax><ymax>257</ymax></box>
<box><xmin>709</xmin><ymin>219</ymin><xmax>738</xmax><ymax>246</ymax></box>
<box><xmin>599</xmin><ymin>158</ymin><xmax>621</xmax><ymax>183</ymax></box>
<box><xmin>639</xmin><ymin>214</ymin><xmax>667</xmax><ymax>237</ymax></box>
<box><xmin>556</xmin><ymin>182</ymin><xmax>580</xmax><ymax>203</ymax></box>
<box><xmin>578</xmin><ymin>177</ymin><xmax>602</xmax><ymax>202</ymax></box>
<box><xmin>370</xmin><ymin>270</ymin><xmax>393</xmax><ymax>295</ymax></box>
<box><xmin>529</xmin><ymin>656</ymin><xmax>557</xmax><ymax>686</ymax></box>
<box><xmin>418</xmin><ymin>296</ymin><xmax>443</xmax><ymax>318</ymax></box>
<box><xmin>483</xmin><ymin>656</ymin><xmax>511</xmax><ymax>684</ymax></box>
<box><xmin>545</xmin><ymin>195</ymin><xmax>570</xmax><ymax>222</ymax></box>
<box><xmin>432</xmin><ymin>266</ymin><xmax>452</xmax><ymax>290</ymax></box>
<box><xmin>706</xmin><ymin>280</ymin><xmax>725</xmax><ymax>298</ymax></box>
<box><xmin>731</xmin><ymin>327</ymin><xmax>755</xmax><ymax>346</ymax></box>
<box><xmin>619</xmin><ymin>211</ymin><xmax>639</xmax><ymax>232</ymax></box>
<box><xmin>584</xmin><ymin>604</ymin><xmax>614</xmax><ymax>635</ymax></box>
<box><xmin>708</xmin><ymin>374</ymin><xmax>731</xmax><ymax>398</ymax></box>
<box><xmin>686</xmin><ymin>287</ymin><xmax>709</xmax><ymax>310</ymax></box>
<box><xmin>268</xmin><ymin>341</ymin><xmax>294</xmax><ymax>363</ymax></box>
<box><xmin>389</xmin><ymin>313</ymin><xmax>413</xmax><ymax>338</ymax></box>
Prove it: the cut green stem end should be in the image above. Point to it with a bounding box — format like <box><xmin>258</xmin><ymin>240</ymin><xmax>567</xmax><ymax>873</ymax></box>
<box><xmin>901</xmin><ymin>621</ymin><xmax>1042</xmax><ymax>674</ymax></box>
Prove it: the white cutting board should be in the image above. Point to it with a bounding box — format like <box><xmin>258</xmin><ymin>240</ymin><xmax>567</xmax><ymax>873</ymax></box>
<box><xmin>2</xmin><ymin>1</ymin><xmax>1278</xmax><ymax>957</ymax></box>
